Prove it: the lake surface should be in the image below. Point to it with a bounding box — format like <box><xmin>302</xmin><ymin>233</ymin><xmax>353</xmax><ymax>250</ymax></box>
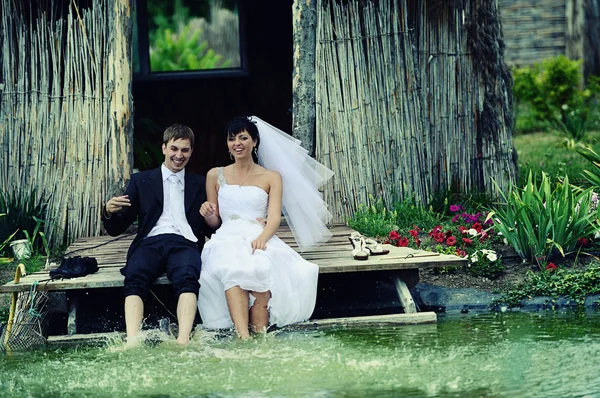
<box><xmin>1</xmin><ymin>311</ymin><xmax>600</xmax><ymax>397</ymax></box>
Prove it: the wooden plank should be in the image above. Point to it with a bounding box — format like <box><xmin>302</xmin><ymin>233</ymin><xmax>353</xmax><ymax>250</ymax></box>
<box><xmin>285</xmin><ymin>312</ymin><xmax>437</xmax><ymax>329</ymax></box>
<box><xmin>46</xmin><ymin>312</ymin><xmax>437</xmax><ymax>347</ymax></box>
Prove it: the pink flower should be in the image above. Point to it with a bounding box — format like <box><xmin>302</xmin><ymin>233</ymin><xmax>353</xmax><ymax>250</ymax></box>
<box><xmin>449</xmin><ymin>205</ymin><xmax>461</xmax><ymax>213</ymax></box>
<box><xmin>451</xmin><ymin>214</ymin><xmax>460</xmax><ymax>223</ymax></box>
<box><xmin>462</xmin><ymin>238</ymin><xmax>473</xmax><ymax>245</ymax></box>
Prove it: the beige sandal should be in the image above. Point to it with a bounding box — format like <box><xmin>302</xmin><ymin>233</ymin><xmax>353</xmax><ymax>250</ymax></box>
<box><xmin>349</xmin><ymin>233</ymin><xmax>369</xmax><ymax>260</ymax></box>
<box><xmin>364</xmin><ymin>238</ymin><xmax>390</xmax><ymax>255</ymax></box>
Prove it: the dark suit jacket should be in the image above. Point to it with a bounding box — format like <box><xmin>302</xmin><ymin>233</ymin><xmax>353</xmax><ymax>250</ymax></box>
<box><xmin>102</xmin><ymin>167</ymin><xmax>211</xmax><ymax>260</ymax></box>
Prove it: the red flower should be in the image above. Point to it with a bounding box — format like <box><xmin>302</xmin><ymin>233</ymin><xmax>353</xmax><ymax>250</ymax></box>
<box><xmin>434</xmin><ymin>232</ymin><xmax>445</xmax><ymax>243</ymax></box>
<box><xmin>446</xmin><ymin>236</ymin><xmax>457</xmax><ymax>246</ymax></box>
<box><xmin>458</xmin><ymin>226</ymin><xmax>468</xmax><ymax>234</ymax></box>
<box><xmin>409</xmin><ymin>229</ymin><xmax>419</xmax><ymax>238</ymax></box>
<box><xmin>472</xmin><ymin>222</ymin><xmax>482</xmax><ymax>232</ymax></box>
<box><xmin>578</xmin><ymin>238</ymin><xmax>589</xmax><ymax>247</ymax></box>
<box><xmin>428</xmin><ymin>225</ymin><xmax>442</xmax><ymax>236</ymax></box>
<box><xmin>389</xmin><ymin>231</ymin><xmax>400</xmax><ymax>240</ymax></box>
<box><xmin>451</xmin><ymin>214</ymin><xmax>460</xmax><ymax>223</ymax></box>
<box><xmin>546</xmin><ymin>262</ymin><xmax>557</xmax><ymax>271</ymax></box>
<box><xmin>455</xmin><ymin>249</ymin><xmax>466</xmax><ymax>257</ymax></box>
<box><xmin>397</xmin><ymin>237</ymin><xmax>409</xmax><ymax>247</ymax></box>
<box><xmin>414</xmin><ymin>237</ymin><xmax>421</xmax><ymax>247</ymax></box>
<box><xmin>462</xmin><ymin>238</ymin><xmax>473</xmax><ymax>245</ymax></box>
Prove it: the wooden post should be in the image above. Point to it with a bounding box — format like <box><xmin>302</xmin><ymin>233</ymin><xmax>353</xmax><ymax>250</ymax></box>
<box><xmin>583</xmin><ymin>0</ymin><xmax>600</xmax><ymax>80</ymax></box>
<box><xmin>107</xmin><ymin>0</ymin><xmax>134</xmax><ymax>198</ymax></box>
<box><xmin>566</xmin><ymin>0</ymin><xmax>585</xmax><ymax>62</ymax></box>
<box><xmin>292</xmin><ymin>0</ymin><xmax>317</xmax><ymax>155</ymax></box>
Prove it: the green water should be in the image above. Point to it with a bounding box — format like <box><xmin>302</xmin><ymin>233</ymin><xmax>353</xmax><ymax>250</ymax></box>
<box><xmin>1</xmin><ymin>311</ymin><xmax>600</xmax><ymax>397</ymax></box>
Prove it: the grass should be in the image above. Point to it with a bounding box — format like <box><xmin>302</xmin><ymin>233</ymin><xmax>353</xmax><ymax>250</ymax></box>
<box><xmin>513</xmin><ymin>130</ymin><xmax>600</xmax><ymax>188</ymax></box>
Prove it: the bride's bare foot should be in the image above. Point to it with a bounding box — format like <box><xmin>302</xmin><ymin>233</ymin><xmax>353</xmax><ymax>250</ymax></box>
<box><xmin>176</xmin><ymin>336</ymin><xmax>190</xmax><ymax>345</ymax></box>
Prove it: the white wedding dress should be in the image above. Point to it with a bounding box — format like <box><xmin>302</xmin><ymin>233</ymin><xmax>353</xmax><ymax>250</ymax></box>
<box><xmin>197</xmin><ymin>168</ymin><xmax>319</xmax><ymax>329</ymax></box>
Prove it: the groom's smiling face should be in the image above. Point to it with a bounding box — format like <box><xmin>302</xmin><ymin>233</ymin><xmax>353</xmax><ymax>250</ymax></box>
<box><xmin>163</xmin><ymin>138</ymin><xmax>192</xmax><ymax>173</ymax></box>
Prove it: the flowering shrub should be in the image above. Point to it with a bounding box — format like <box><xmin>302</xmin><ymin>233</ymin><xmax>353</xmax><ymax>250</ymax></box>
<box><xmin>469</xmin><ymin>249</ymin><xmax>503</xmax><ymax>277</ymax></box>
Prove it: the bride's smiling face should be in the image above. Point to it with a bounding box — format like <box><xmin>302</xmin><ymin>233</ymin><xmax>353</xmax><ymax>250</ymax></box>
<box><xmin>228</xmin><ymin>130</ymin><xmax>256</xmax><ymax>160</ymax></box>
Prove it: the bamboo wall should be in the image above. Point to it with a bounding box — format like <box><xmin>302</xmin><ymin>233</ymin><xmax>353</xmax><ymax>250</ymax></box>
<box><xmin>499</xmin><ymin>0</ymin><xmax>566</xmax><ymax>66</ymax></box>
<box><xmin>0</xmin><ymin>0</ymin><xmax>133</xmax><ymax>248</ymax></box>
<box><xmin>314</xmin><ymin>0</ymin><xmax>516</xmax><ymax>222</ymax></box>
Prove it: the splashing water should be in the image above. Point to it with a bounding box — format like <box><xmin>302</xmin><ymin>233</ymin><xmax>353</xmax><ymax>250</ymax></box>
<box><xmin>1</xmin><ymin>311</ymin><xmax>600</xmax><ymax>397</ymax></box>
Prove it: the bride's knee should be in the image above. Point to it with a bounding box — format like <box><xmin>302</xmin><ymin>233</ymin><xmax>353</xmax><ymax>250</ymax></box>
<box><xmin>250</xmin><ymin>290</ymin><xmax>271</xmax><ymax>306</ymax></box>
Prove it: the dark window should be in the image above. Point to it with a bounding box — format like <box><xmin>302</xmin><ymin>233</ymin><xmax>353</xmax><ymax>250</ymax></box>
<box><xmin>133</xmin><ymin>0</ymin><xmax>246</xmax><ymax>80</ymax></box>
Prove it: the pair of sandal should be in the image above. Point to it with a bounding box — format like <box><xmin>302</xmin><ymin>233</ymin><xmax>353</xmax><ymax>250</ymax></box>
<box><xmin>349</xmin><ymin>232</ymin><xmax>390</xmax><ymax>260</ymax></box>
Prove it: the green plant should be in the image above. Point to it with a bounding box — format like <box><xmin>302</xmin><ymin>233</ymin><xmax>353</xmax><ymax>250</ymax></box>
<box><xmin>0</xmin><ymin>189</ymin><xmax>47</xmax><ymax>254</ymax></box>
<box><xmin>512</xmin><ymin>56</ymin><xmax>600</xmax><ymax>142</ymax></box>
<box><xmin>150</xmin><ymin>23</ymin><xmax>231</xmax><ymax>72</ymax></box>
<box><xmin>575</xmin><ymin>143</ymin><xmax>600</xmax><ymax>188</ymax></box>
<box><xmin>392</xmin><ymin>197</ymin><xmax>443</xmax><ymax>235</ymax></box>
<box><xmin>493</xmin><ymin>263</ymin><xmax>600</xmax><ymax>309</ymax></box>
<box><xmin>347</xmin><ymin>196</ymin><xmax>397</xmax><ymax>239</ymax></box>
<box><xmin>22</xmin><ymin>216</ymin><xmax>50</xmax><ymax>258</ymax></box>
<box><xmin>488</xmin><ymin>171</ymin><xmax>600</xmax><ymax>266</ymax></box>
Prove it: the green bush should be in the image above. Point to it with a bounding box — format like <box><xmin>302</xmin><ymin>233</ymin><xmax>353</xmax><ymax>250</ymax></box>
<box><xmin>392</xmin><ymin>197</ymin><xmax>444</xmax><ymax>235</ymax></box>
<box><xmin>150</xmin><ymin>24</ymin><xmax>231</xmax><ymax>72</ymax></box>
<box><xmin>488</xmin><ymin>171</ymin><xmax>600</xmax><ymax>266</ymax></box>
<box><xmin>347</xmin><ymin>196</ymin><xmax>397</xmax><ymax>239</ymax></box>
<box><xmin>512</xmin><ymin>56</ymin><xmax>600</xmax><ymax>141</ymax></box>
<box><xmin>0</xmin><ymin>189</ymin><xmax>54</xmax><ymax>258</ymax></box>
<box><xmin>493</xmin><ymin>263</ymin><xmax>600</xmax><ymax>308</ymax></box>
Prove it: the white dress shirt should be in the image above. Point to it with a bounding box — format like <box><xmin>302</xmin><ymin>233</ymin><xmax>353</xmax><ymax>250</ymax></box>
<box><xmin>146</xmin><ymin>164</ymin><xmax>197</xmax><ymax>242</ymax></box>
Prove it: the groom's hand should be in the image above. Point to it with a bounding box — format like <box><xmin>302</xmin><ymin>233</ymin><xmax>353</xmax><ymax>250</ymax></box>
<box><xmin>105</xmin><ymin>195</ymin><xmax>130</xmax><ymax>218</ymax></box>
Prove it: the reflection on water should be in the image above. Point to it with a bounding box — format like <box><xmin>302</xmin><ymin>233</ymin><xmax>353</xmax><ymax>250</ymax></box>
<box><xmin>1</xmin><ymin>311</ymin><xmax>600</xmax><ymax>397</ymax></box>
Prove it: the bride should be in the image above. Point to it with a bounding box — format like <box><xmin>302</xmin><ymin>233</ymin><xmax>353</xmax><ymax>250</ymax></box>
<box><xmin>198</xmin><ymin>116</ymin><xmax>334</xmax><ymax>338</ymax></box>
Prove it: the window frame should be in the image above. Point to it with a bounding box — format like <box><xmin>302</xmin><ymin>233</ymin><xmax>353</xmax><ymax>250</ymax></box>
<box><xmin>132</xmin><ymin>0</ymin><xmax>248</xmax><ymax>81</ymax></box>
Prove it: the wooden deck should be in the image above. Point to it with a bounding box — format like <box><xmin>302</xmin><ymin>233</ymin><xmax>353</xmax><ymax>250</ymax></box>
<box><xmin>0</xmin><ymin>224</ymin><xmax>467</xmax><ymax>294</ymax></box>
<box><xmin>1</xmin><ymin>224</ymin><xmax>467</xmax><ymax>336</ymax></box>
<box><xmin>0</xmin><ymin>224</ymin><xmax>467</xmax><ymax>293</ymax></box>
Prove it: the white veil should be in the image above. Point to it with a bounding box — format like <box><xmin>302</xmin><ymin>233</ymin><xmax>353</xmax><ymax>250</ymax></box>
<box><xmin>251</xmin><ymin>116</ymin><xmax>334</xmax><ymax>251</ymax></box>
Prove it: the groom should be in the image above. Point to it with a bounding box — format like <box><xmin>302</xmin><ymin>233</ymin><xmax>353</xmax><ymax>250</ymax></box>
<box><xmin>102</xmin><ymin>124</ymin><xmax>211</xmax><ymax>345</ymax></box>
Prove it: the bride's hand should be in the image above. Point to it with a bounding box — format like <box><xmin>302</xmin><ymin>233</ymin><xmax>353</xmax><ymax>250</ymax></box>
<box><xmin>200</xmin><ymin>201</ymin><xmax>218</xmax><ymax>219</ymax></box>
<box><xmin>251</xmin><ymin>236</ymin><xmax>267</xmax><ymax>253</ymax></box>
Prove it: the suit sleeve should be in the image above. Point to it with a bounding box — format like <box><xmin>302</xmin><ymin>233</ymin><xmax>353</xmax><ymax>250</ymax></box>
<box><xmin>102</xmin><ymin>174</ymin><xmax>140</xmax><ymax>236</ymax></box>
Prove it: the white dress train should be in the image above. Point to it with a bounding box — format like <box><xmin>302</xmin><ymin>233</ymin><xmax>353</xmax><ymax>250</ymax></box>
<box><xmin>197</xmin><ymin>168</ymin><xmax>319</xmax><ymax>329</ymax></box>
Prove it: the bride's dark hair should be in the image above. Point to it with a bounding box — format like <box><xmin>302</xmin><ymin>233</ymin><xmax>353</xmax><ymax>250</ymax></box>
<box><xmin>225</xmin><ymin>116</ymin><xmax>260</xmax><ymax>162</ymax></box>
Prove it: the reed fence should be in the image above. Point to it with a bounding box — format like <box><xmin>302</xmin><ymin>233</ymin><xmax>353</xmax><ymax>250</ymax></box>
<box><xmin>0</xmin><ymin>0</ymin><xmax>133</xmax><ymax>248</ymax></box>
<box><xmin>315</xmin><ymin>0</ymin><xmax>516</xmax><ymax>222</ymax></box>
